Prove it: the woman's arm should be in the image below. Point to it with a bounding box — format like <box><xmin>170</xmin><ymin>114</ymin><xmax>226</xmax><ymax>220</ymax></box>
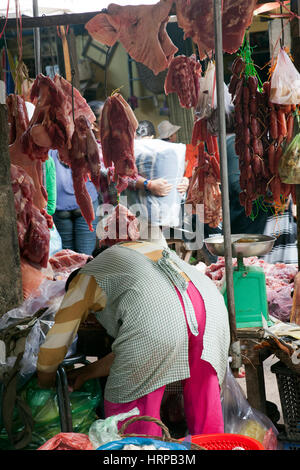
<box><xmin>67</xmin><ymin>353</ymin><xmax>116</xmax><ymax>391</ymax></box>
<box><xmin>128</xmin><ymin>175</ymin><xmax>173</xmax><ymax>196</ymax></box>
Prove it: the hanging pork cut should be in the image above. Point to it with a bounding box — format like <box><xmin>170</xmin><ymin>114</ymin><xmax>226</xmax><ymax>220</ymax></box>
<box><xmin>26</xmin><ymin>74</ymin><xmax>100</xmax><ymax>230</ymax></box>
<box><xmin>85</xmin><ymin>0</ymin><xmax>177</xmax><ymax>75</ymax></box>
<box><xmin>100</xmin><ymin>93</ymin><xmax>138</xmax><ymax>193</ymax></box>
<box><xmin>186</xmin><ymin>119</ymin><xmax>222</xmax><ymax>228</ymax></box>
<box><xmin>11</xmin><ymin>164</ymin><xmax>51</xmax><ymax>268</ymax></box>
<box><xmin>25</xmin><ymin>74</ymin><xmax>96</xmax><ymax>161</ymax></box>
<box><xmin>97</xmin><ymin>204</ymin><xmax>140</xmax><ymax>247</ymax></box>
<box><xmin>164</xmin><ymin>54</ymin><xmax>202</xmax><ymax>108</ymax></box>
<box><xmin>7</xmin><ymin>94</ymin><xmax>48</xmax><ymax>211</ymax></box>
<box><xmin>69</xmin><ymin>115</ymin><xmax>102</xmax><ymax>231</ymax></box>
<box><xmin>176</xmin><ymin>0</ymin><xmax>257</xmax><ymax>59</ymax></box>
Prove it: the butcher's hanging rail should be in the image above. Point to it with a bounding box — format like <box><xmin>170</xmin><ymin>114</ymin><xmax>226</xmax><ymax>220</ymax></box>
<box><xmin>213</xmin><ymin>0</ymin><xmax>241</xmax><ymax>369</ymax></box>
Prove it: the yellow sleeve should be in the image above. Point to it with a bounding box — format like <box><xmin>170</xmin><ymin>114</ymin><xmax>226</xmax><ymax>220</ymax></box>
<box><xmin>37</xmin><ymin>274</ymin><xmax>106</xmax><ymax>377</ymax></box>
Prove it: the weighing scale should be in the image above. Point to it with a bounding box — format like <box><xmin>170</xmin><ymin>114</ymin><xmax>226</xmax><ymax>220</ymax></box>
<box><xmin>204</xmin><ymin>234</ymin><xmax>276</xmax><ymax>328</ymax></box>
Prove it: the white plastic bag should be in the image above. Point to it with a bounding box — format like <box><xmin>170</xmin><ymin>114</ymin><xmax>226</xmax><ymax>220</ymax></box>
<box><xmin>196</xmin><ymin>61</ymin><xmax>216</xmax><ymax>120</ymax></box>
<box><xmin>270</xmin><ymin>49</ymin><xmax>300</xmax><ymax>105</ymax></box>
<box><xmin>196</xmin><ymin>61</ymin><xmax>233</xmax><ymax>125</ymax></box>
<box><xmin>88</xmin><ymin>407</ymin><xmax>140</xmax><ymax>449</ymax></box>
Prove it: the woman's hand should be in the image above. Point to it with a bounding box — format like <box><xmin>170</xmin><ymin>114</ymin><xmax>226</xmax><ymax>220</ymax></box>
<box><xmin>149</xmin><ymin>178</ymin><xmax>173</xmax><ymax>197</ymax></box>
<box><xmin>177</xmin><ymin>177</ymin><xmax>189</xmax><ymax>195</ymax></box>
<box><xmin>67</xmin><ymin>353</ymin><xmax>115</xmax><ymax>392</ymax></box>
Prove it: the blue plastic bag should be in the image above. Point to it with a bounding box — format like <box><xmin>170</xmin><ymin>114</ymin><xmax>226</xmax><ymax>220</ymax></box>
<box><xmin>97</xmin><ymin>436</ymin><xmax>187</xmax><ymax>450</ymax></box>
<box><xmin>49</xmin><ymin>224</ymin><xmax>62</xmax><ymax>256</ymax></box>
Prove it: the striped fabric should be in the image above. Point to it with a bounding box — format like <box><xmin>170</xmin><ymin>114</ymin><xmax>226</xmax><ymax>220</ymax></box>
<box><xmin>261</xmin><ymin>204</ymin><xmax>298</xmax><ymax>264</ymax></box>
<box><xmin>37</xmin><ymin>241</ymin><xmax>230</xmax><ymax>403</ymax></box>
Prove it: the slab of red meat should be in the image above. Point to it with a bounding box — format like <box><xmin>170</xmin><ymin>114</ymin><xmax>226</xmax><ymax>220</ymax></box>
<box><xmin>100</xmin><ymin>93</ymin><xmax>138</xmax><ymax>193</ymax></box>
<box><xmin>69</xmin><ymin>116</ymin><xmax>101</xmax><ymax>231</ymax></box>
<box><xmin>98</xmin><ymin>204</ymin><xmax>140</xmax><ymax>246</ymax></box>
<box><xmin>176</xmin><ymin>0</ymin><xmax>257</xmax><ymax>59</ymax></box>
<box><xmin>164</xmin><ymin>54</ymin><xmax>202</xmax><ymax>108</ymax></box>
<box><xmin>49</xmin><ymin>249</ymin><xmax>91</xmax><ymax>274</ymax></box>
<box><xmin>85</xmin><ymin>0</ymin><xmax>177</xmax><ymax>76</ymax></box>
<box><xmin>186</xmin><ymin>120</ymin><xmax>222</xmax><ymax>228</ymax></box>
<box><xmin>22</xmin><ymin>74</ymin><xmax>100</xmax><ymax>230</ymax></box>
<box><xmin>11</xmin><ymin>164</ymin><xmax>51</xmax><ymax>268</ymax></box>
<box><xmin>23</xmin><ymin>74</ymin><xmax>96</xmax><ymax>162</ymax></box>
<box><xmin>53</xmin><ymin>74</ymin><xmax>96</xmax><ymax>153</ymax></box>
<box><xmin>7</xmin><ymin>94</ymin><xmax>48</xmax><ymax>210</ymax></box>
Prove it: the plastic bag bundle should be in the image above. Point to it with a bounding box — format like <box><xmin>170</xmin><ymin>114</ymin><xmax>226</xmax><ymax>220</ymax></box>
<box><xmin>278</xmin><ymin>132</ymin><xmax>300</xmax><ymax>184</ymax></box>
<box><xmin>0</xmin><ymin>377</ymin><xmax>102</xmax><ymax>450</ymax></box>
<box><xmin>0</xmin><ymin>280</ymin><xmax>66</xmax><ymax>383</ymax></box>
<box><xmin>221</xmin><ymin>365</ymin><xmax>279</xmax><ymax>450</ymax></box>
<box><xmin>88</xmin><ymin>407</ymin><xmax>140</xmax><ymax>448</ymax></box>
<box><xmin>270</xmin><ymin>49</ymin><xmax>300</xmax><ymax>105</ymax></box>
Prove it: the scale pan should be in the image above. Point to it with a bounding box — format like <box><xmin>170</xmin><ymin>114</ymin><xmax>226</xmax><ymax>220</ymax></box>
<box><xmin>204</xmin><ymin>234</ymin><xmax>276</xmax><ymax>258</ymax></box>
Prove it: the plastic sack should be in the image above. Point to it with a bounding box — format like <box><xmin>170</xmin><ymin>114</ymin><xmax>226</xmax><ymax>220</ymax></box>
<box><xmin>0</xmin><ymin>280</ymin><xmax>66</xmax><ymax>383</ymax></box>
<box><xmin>124</xmin><ymin>139</ymin><xmax>186</xmax><ymax>227</ymax></box>
<box><xmin>49</xmin><ymin>224</ymin><xmax>62</xmax><ymax>257</ymax></box>
<box><xmin>221</xmin><ymin>365</ymin><xmax>278</xmax><ymax>450</ymax></box>
<box><xmin>278</xmin><ymin>132</ymin><xmax>300</xmax><ymax>184</ymax></box>
<box><xmin>207</xmin><ymin>84</ymin><xmax>233</xmax><ymax>135</ymax></box>
<box><xmin>38</xmin><ymin>433</ymin><xmax>94</xmax><ymax>450</ymax></box>
<box><xmin>97</xmin><ymin>436</ymin><xmax>187</xmax><ymax>451</ymax></box>
<box><xmin>270</xmin><ymin>49</ymin><xmax>300</xmax><ymax>105</ymax></box>
<box><xmin>88</xmin><ymin>407</ymin><xmax>140</xmax><ymax>449</ymax></box>
<box><xmin>0</xmin><ymin>377</ymin><xmax>102</xmax><ymax>450</ymax></box>
<box><xmin>195</xmin><ymin>62</ymin><xmax>233</xmax><ymax>122</ymax></box>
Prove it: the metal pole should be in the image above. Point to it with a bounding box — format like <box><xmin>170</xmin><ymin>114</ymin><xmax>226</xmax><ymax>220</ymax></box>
<box><xmin>213</xmin><ymin>0</ymin><xmax>241</xmax><ymax>367</ymax></box>
<box><xmin>33</xmin><ymin>0</ymin><xmax>41</xmax><ymax>75</ymax></box>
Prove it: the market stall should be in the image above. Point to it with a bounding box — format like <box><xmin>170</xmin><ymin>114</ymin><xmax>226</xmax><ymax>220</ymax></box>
<box><xmin>0</xmin><ymin>0</ymin><xmax>300</xmax><ymax>452</ymax></box>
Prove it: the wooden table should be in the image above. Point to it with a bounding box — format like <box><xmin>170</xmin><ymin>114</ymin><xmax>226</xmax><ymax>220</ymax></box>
<box><xmin>236</xmin><ymin>327</ymin><xmax>273</xmax><ymax>414</ymax></box>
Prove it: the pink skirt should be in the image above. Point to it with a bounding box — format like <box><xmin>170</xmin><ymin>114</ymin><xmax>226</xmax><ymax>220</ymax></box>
<box><xmin>104</xmin><ymin>281</ymin><xmax>224</xmax><ymax>436</ymax></box>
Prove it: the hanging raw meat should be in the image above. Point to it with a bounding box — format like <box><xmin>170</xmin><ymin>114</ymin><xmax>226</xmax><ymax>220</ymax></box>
<box><xmin>164</xmin><ymin>54</ymin><xmax>202</xmax><ymax>108</ymax></box>
<box><xmin>26</xmin><ymin>74</ymin><xmax>101</xmax><ymax>230</ymax></box>
<box><xmin>11</xmin><ymin>164</ymin><xmax>51</xmax><ymax>268</ymax></box>
<box><xmin>85</xmin><ymin>0</ymin><xmax>177</xmax><ymax>75</ymax></box>
<box><xmin>176</xmin><ymin>0</ymin><xmax>257</xmax><ymax>59</ymax></box>
<box><xmin>97</xmin><ymin>204</ymin><xmax>140</xmax><ymax>247</ymax></box>
<box><xmin>69</xmin><ymin>116</ymin><xmax>101</xmax><ymax>231</ymax></box>
<box><xmin>8</xmin><ymin>75</ymin><xmax>101</xmax><ymax>232</ymax></box>
<box><xmin>187</xmin><ymin>119</ymin><xmax>222</xmax><ymax>228</ymax></box>
<box><xmin>100</xmin><ymin>93</ymin><xmax>138</xmax><ymax>192</ymax></box>
<box><xmin>7</xmin><ymin>94</ymin><xmax>48</xmax><ymax>211</ymax></box>
<box><xmin>25</xmin><ymin>73</ymin><xmax>96</xmax><ymax>161</ymax></box>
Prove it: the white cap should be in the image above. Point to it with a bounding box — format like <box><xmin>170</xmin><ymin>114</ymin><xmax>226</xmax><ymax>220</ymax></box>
<box><xmin>157</xmin><ymin>120</ymin><xmax>181</xmax><ymax>140</ymax></box>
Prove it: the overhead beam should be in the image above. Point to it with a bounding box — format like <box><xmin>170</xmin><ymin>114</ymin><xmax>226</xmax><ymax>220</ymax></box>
<box><xmin>0</xmin><ymin>11</ymin><xmax>101</xmax><ymax>30</ymax></box>
<box><xmin>0</xmin><ymin>3</ymin><xmax>178</xmax><ymax>30</ymax></box>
